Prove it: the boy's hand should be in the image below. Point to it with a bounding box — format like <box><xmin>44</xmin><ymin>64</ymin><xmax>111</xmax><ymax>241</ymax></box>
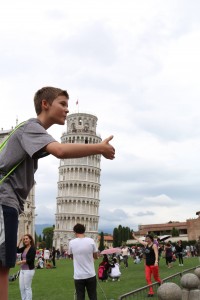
<box><xmin>101</xmin><ymin>135</ymin><xmax>115</xmax><ymax>159</ymax></box>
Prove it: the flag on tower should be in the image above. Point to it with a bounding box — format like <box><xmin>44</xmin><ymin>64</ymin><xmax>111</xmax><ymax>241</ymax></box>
<box><xmin>76</xmin><ymin>99</ymin><xmax>79</xmax><ymax>113</ymax></box>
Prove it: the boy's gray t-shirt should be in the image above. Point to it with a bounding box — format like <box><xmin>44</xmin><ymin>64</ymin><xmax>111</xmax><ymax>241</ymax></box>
<box><xmin>0</xmin><ymin>118</ymin><xmax>56</xmax><ymax>213</ymax></box>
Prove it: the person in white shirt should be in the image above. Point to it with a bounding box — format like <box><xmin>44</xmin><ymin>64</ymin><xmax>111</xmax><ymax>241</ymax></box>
<box><xmin>43</xmin><ymin>248</ymin><xmax>50</xmax><ymax>265</ymax></box>
<box><xmin>68</xmin><ymin>223</ymin><xmax>98</xmax><ymax>300</ymax></box>
<box><xmin>121</xmin><ymin>245</ymin><xmax>129</xmax><ymax>268</ymax></box>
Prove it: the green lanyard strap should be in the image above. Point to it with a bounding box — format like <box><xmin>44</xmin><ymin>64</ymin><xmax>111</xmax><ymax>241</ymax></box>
<box><xmin>0</xmin><ymin>121</ymin><xmax>26</xmax><ymax>185</ymax></box>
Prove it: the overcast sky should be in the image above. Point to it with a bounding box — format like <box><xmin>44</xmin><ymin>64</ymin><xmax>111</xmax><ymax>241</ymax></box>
<box><xmin>1</xmin><ymin>0</ymin><xmax>200</xmax><ymax>233</ymax></box>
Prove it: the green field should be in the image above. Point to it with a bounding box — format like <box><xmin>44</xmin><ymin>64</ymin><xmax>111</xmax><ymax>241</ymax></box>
<box><xmin>8</xmin><ymin>256</ymin><xmax>200</xmax><ymax>300</ymax></box>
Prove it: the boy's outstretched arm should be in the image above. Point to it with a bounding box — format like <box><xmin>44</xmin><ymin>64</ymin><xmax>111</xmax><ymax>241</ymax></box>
<box><xmin>44</xmin><ymin>135</ymin><xmax>115</xmax><ymax>160</ymax></box>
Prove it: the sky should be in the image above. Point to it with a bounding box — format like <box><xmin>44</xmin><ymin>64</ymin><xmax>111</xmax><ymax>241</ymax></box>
<box><xmin>1</xmin><ymin>0</ymin><xmax>200</xmax><ymax>233</ymax></box>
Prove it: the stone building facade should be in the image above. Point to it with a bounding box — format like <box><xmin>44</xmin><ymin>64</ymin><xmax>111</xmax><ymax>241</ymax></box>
<box><xmin>186</xmin><ymin>211</ymin><xmax>200</xmax><ymax>241</ymax></box>
<box><xmin>18</xmin><ymin>186</ymin><xmax>35</xmax><ymax>238</ymax></box>
<box><xmin>53</xmin><ymin>113</ymin><xmax>101</xmax><ymax>252</ymax></box>
<box><xmin>132</xmin><ymin>212</ymin><xmax>200</xmax><ymax>242</ymax></box>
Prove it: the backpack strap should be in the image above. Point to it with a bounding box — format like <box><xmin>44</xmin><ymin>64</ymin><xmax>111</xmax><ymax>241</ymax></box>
<box><xmin>0</xmin><ymin>121</ymin><xmax>26</xmax><ymax>151</ymax></box>
<box><xmin>0</xmin><ymin>121</ymin><xmax>26</xmax><ymax>185</ymax></box>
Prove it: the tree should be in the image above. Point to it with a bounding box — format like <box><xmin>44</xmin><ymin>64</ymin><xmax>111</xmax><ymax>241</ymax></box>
<box><xmin>125</xmin><ymin>227</ymin><xmax>131</xmax><ymax>241</ymax></box>
<box><xmin>130</xmin><ymin>229</ymin><xmax>134</xmax><ymax>239</ymax></box>
<box><xmin>121</xmin><ymin>227</ymin><xmax>126</xmax><ymax>244</ymax></box>
<box><xmin>113</xmin><ymin>225</ymin><xmax>132</xmax><ymax>247</ymax></box>
<box><xmin>42</xmin><ymin>226</ymin><xmax>54</xmax><ymax>249</ymax></box>
<box><xmin>38</xmin><ymin>235</ymin><xmax>42</xmax><ymax>242</ymax></box>
<box><xmin>118</xmin><ymin>225</ymin><xmax>123</xmax><ymax>246</ymax></box>
<box><xmin>37</xmin><ymin>234</ymin><xmax>44</xmax><ymax>249</ymax></box>
<box><xmin>99</xmin><ymin>232</ymin><xmax>105</xmax><ymax>251</ymax></box>
<box><xmin>35</xmin><ymin>232</ymin><xmax>38</xmax><ymax>246</ymax></box>
<box><xmin>113</xmin><ymin>228</ymin><xmax>119</xmax><ymax>247</ymax></box>
<box><xmin>171</xmin><ymin>227</ymin><xmax>179</xmax><ymax>237</ymax></box>
<box><xmin>39</xmin><ymin>240</ymin><xmax>46</xmax><ymax>249</ymax></box>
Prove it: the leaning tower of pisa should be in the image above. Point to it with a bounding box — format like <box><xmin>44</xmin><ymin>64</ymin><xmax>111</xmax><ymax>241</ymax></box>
<box><xmin>53</xmin><ymin>112</ymin><xmax>102</xmax><ymax>252</ymax></box>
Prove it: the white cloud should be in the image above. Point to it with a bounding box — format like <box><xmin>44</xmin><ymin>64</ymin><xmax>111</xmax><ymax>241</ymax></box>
<box><xmin>35</xmin><ymin>205</ymin><xmax>55</xmax><ymax>225</ymax></box>
<box><xmin>135</xmin><ymin>211</ymin><xmax>155</xmax><ymax>217</ymax></box>
<box><xmin>142</xmin><ymin>194</ymin><xmax>177</xmax><ymax>207</ymax></box>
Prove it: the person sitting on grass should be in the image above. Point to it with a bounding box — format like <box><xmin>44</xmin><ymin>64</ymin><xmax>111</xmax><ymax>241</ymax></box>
<box><xmin>134</xmin><ymin>255</ymin><xmax>141</xmax><ymax>264</ymax></box>
<box><xmin>35</xmin><ymin>257</ymin><xmax>44</xmax><ymax>269</ymax></box>
<box><xmin>98</xmin><ymin>255</ymin><xmax>112</xmax><ymax>282</ymax></box>
<box><xmin>109</xmin><ymin>258</ymin><xmax>121</xmax><ymax>281</ymax></box>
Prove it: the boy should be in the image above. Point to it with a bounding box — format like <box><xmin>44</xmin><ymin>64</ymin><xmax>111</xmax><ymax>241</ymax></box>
<box><xmin>0</xmin><ymin>86</ymin><xmax>115</xmax><ymax>300</ymax></box>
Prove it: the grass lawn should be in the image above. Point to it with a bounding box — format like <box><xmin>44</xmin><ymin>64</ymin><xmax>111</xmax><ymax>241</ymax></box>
<box><xmin>8</xmin><ymin>256</ymin><xmax>200</xmax><ymax>300</ymax></box>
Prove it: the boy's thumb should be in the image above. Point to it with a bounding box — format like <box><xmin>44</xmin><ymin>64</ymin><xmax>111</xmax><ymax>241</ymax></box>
<box><xmin>105</xmin><ymin>135</ymin><xmax>114</xmax><ymax>143</ymax></box>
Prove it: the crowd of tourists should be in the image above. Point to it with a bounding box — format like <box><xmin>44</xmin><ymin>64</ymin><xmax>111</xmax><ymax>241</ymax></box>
<box><xmin>97</xmin><ymin>235</ymin><xmax>200</xmax><ymax>298</ymax></box>
<box><xmin>8</xmin><ymin>232</ymin><xmax>200</xmax><ymax>300</ymax></box>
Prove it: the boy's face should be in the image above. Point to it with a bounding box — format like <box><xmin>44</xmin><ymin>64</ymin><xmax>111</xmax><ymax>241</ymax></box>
<box><xmin>48</xmin><ymin>95</ymin><xmax>69</xmax><ymax>125</ymax></box>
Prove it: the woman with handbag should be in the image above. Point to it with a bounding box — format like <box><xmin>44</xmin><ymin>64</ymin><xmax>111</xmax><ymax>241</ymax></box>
<box><xmin>16</xmin><ymin>234</ymin><xmax>36</xmax><ymax>300</ymax></box>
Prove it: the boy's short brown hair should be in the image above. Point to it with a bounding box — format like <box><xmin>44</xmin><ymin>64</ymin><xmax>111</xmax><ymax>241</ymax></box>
<box><xmin>34</xmin><ymin>86</ymin><xmax>69</xmax><ymax>115</ymax></box>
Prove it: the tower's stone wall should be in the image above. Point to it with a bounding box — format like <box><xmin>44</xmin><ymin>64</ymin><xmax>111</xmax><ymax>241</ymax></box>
<box><xmin>53</xmin><ymin>113</ymin><xmax>101</xmax><ymax>252</ymax></box>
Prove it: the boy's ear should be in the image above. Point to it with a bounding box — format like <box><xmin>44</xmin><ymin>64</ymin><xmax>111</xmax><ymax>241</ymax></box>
<box><xmin>41</xmin><ymin>99</ymin><xmax>49</xmax><ymax>110</ymax></box>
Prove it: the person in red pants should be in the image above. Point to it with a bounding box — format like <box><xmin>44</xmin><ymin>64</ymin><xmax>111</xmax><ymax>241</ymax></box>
<box><xmin>132</xmin><ymin>233</ymin><xmax>162</xmax><ymax>297</ymax></box>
